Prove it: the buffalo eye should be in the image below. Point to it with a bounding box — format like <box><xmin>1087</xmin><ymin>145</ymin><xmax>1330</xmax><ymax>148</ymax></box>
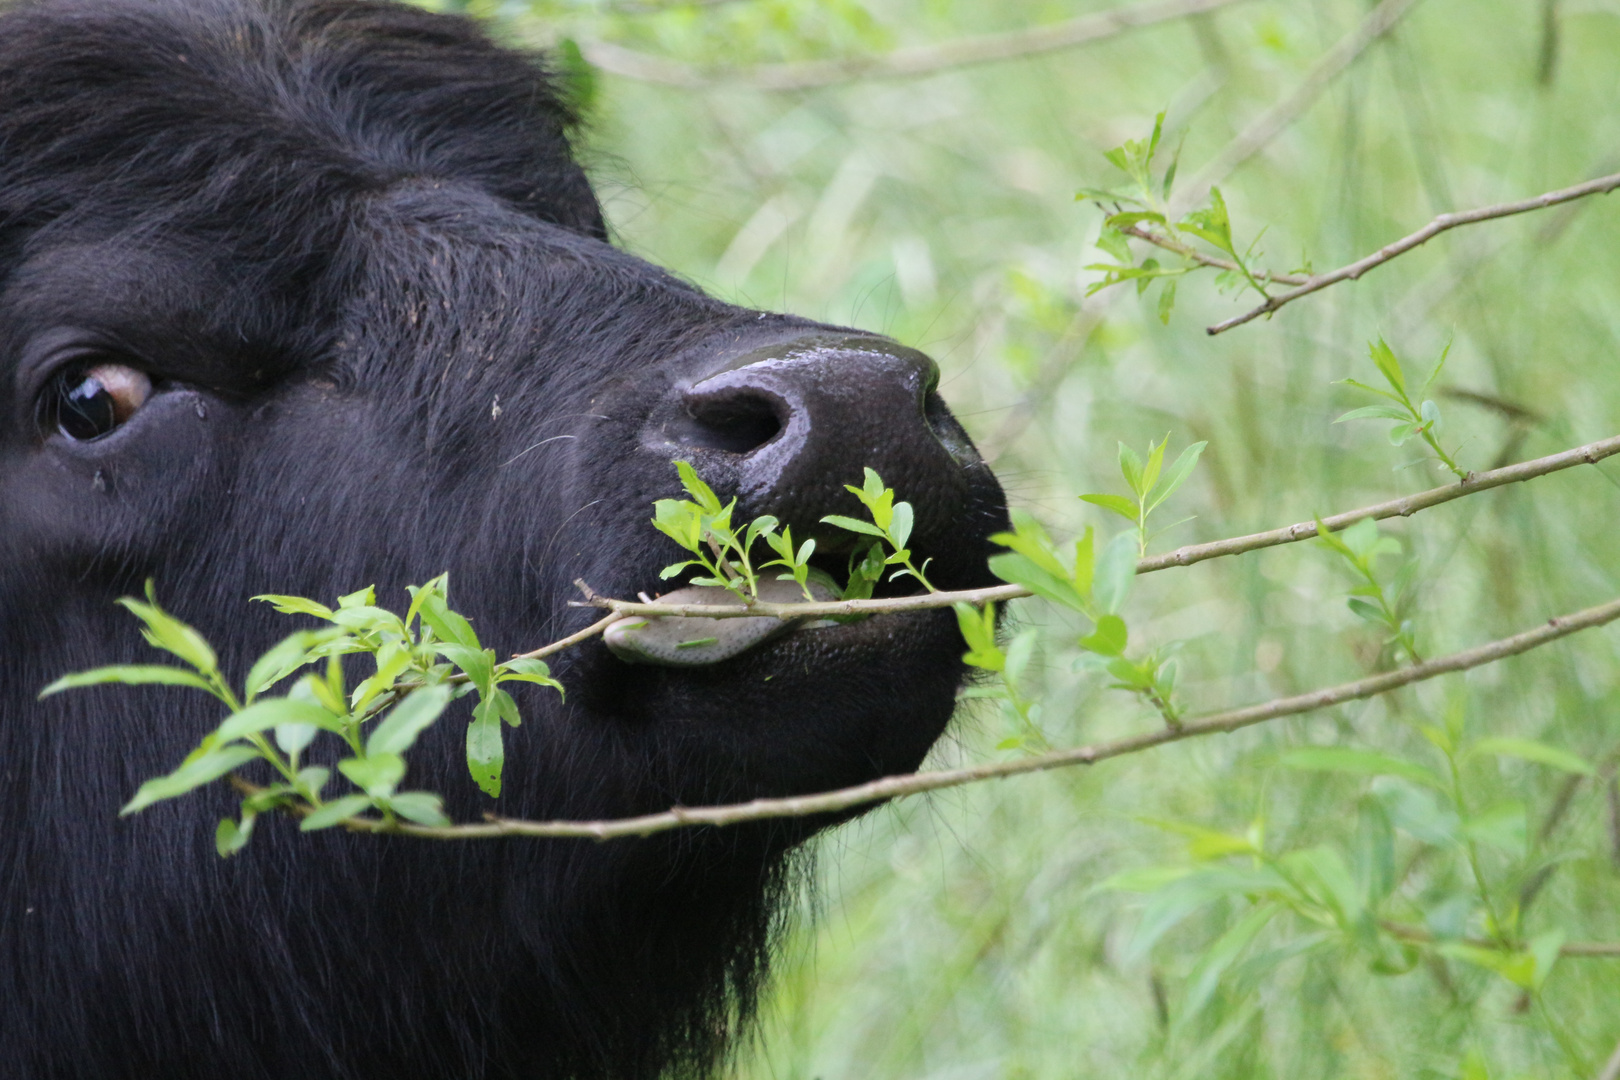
<box><xmin>38</xmin><ymin>363</ymin><xmax>153</xmax><ymax>441</ymax></box>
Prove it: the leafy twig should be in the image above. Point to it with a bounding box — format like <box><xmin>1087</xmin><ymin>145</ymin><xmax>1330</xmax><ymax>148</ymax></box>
<box><xmin>1208</xmin><ymin>170</ymin><xmax>1620</xmax><ymax>334</ymax></box>
<box><xmin>308</xmin><ymin>594</ymin><xmax>1620</xmax><ymax>840</ymax></box>
<box><xmin>575</xmin><ymin>431</ymin><xmax>1620</xmax><ymax>620</ymax></box>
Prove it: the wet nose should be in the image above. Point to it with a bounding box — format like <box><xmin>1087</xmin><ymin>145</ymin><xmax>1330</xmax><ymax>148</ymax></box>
<box><xmin>653</xmin><ymin>334</ymin><xmax>981</xmax><ymax>546</ymax></box>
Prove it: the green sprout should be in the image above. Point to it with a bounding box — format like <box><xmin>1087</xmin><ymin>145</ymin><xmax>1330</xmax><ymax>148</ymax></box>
<box><xmin>40</xmin><ymin>576</ymin><xmax>564</xmax><ymax>853</ymax></box>
<box><xmin>1336</xmin><ymin>337</ymin><xmax>1466</xmax><ymax>479</ymax></box>
<box><xmin>1080</xmin><ymin>435</ymin><xmax>1207</xmax><ymax>557</ymax></box>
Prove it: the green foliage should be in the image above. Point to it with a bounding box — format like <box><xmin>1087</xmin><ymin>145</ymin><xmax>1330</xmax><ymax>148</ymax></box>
<box><xmin>1336</xmin><ymin>338</ymin><xmax>1467</xmax><ymax>478</ymax></box>
<box><xmin>42</xmin><ymin>576</ymin><xmax>565</xmax><ymax>847</ymax></box>
<box><xmin>1315</xmin><ymin>517</ymin><xmax>1421</xmax><ymax>665</ymax></box>
<box><xmin>655</xmin><ymin>460</ymin><xmax>933</xmax><ymax>601</ymax></box>
<box><xmin>1080</xmin><ymin>435</ymin><xmax>1207</xmax><ymax>556</ymax></box>
<box><xmin>984</xmin><ymin>437</ymin><xmax>1204</xmax><ymax>733</ymax></box>
<box><xmin>1079</xmin><ymin>113</ymin><xmax>1272</xmax><ymax>323</ymax></box>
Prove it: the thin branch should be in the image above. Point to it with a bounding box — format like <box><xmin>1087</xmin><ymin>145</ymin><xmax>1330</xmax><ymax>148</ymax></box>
<box><xmin>1119</xmin><ymin>223</ymin><xmax>1310</xmax><ymax>285</ymax></box>
<box><xmin>1173</xmin><ymin>0</ymin><xmax>1426</xmax><ymax>214</ymax></box>
<box><xmin>329</xmin><ymin>593</ymin><xmax>1620</xmax><ymax>840</ymax></box>
<box><xmin>579</xmin><ymin>0</ymin><xmax>1255</xmax><ymax>92</ymax></box>
<box><xmin>1140</xmin><ymin>431</ymin><xmax>1620</xmax><ymax>570</ymax></box>
<box><xmin>511</xmin><ymin>613</ymin><xmax>621</xmax><ymax>662</ymax></box>
<box><xmin>1208</xmin><ymin>170</ymin><xmax>1620</xmax><ymax>334</ymax></box>
<box><xmin>565</xmin><ymin>432</ymin><xmax>1620</xmax><ymax>622</ymax></box>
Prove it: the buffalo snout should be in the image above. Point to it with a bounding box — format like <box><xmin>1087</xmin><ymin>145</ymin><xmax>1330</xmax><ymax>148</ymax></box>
<box><xmin>647</xmin><ymin>333</ymin><xmax>990</xmax><ymax>567</ymax></box>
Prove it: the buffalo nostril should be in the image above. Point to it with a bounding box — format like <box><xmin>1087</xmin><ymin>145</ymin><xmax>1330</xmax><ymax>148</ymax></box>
<box><xmin>675</xmin><ymin>387</ymin><xmax>785</xmax><ymax>455</ymax></box>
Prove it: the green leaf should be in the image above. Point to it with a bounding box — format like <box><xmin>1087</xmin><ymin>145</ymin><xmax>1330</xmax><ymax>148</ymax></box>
<box><xmin>274</xmin><ymin>722</ymin><xmax>318</xmax><ymax>757</ymax></box>
<box><xmin>118</xmin><ymin>590</ymin><xmax>218</xmax><ymax>675</ymax></box>
<box><xmin>336</xmin><ymin>586</ymin><xmax>376</xmax><ymax>609</ymax></box>
<box><xmin>1281</xmin><ymin>845</ymin><xmax>1364</xmax><ymax>929</ymax></box>
<box><xmin>1335</xmin><ymin>378</ymin><xmax>1406</xmax><ymax>404</ymax></box>
<box><xmin>1469</xmin><ymin>737</ymin><xmax>1594</xmax><ymax>775</ymax></box>
<box><xmin>953</xmin><ymin>602</ymin><xmax>1004</xmax><ymax>672</ymax></box>
<box><xmin>1353</xmin><ymin>797</ymin><xmax>1397</xmax><ymax>905</ymax></box>
<box><xmin>1346</xmin><ymin>597</ymin><xmax>1389</xmax><ymax>625</ymax></box>
<box><xmin>466</xmin><ymin>703</ymin><xmax>504</xmax><ymax>798</ymax></box>
<box><xmin>888</xmin><ymin>501</ymin><xmax>914</xmax><ymax>551</ymax></box>
<box><xmin>1117</xmin><ymin>442</ymin><xmax>1145</xmax><ymax>497</ymax></box>
<box><xmin>417</xmin><ymin>596</ymin><xmax>480</xmax><ymax>650</ymax></box>
<box><xmin>299</xmin><ymin>794</ymin><xmax>374</xmax><ymax>831</ymax></box>
<box><xmin>1335</xmin><ymin>405</ymin><xmax>1413</xmax><ymax>424</ymax></box>
<box><xmin>122</xmin><ymin>745</ymin><xmax>261</xmax><ymax>815</ymax></box>
<box><xmin>329</xmin><ymin>605</ymin><xmax>407</xmax><ymax>637</ymax></box>
<box><xmin>338</xmin><ymin>753</ymin><xmax>405</xmax><ymax>797</ymax></box>
<box><xmin>1078</xmin><ymin>614</ymin><xmax>1128</xmax><ymax>657</ymax></box>
<box><xmin>1181</xmin><ymin>903</ymin><xmax>1277</xmax><ymax>1022</ymax></box>
<box><xmin>383</xmin><ymin>791</ymin><xmax>452</xmax><ymax>828</ymax></box>
<box><xmin>1463</xmin><ymin>801</ymin><xmax>1527</xmax><ymax>855</ymax></box>
<box><xmin>1156</xmin><ymin>278</ymin><xmax>1177</xmax><ymax>324</ymax></box>
<box><xmin>674</xmin><ymin>459</ymin><xmax>724</xmax><ymax>514</ymax></box>
<box><xmin>39</xmin><ymin>665</ymin><xmax>218</xmax><ymax>698</ymax></box>
<box><xmin>1279</xmin><ymin>747</ymin><xmax>1446</xmax><ymax>790</ymax></box>
<box><xmin>245</xmin><ymin>629</ymin><xmax>348</xmax><ymax>702</ymax></box>
<box><xmin>1435</xmin><ymin>942</ymin><xmax>1538</xmax><ymax>989</ymax></box>
<box><xmin>1146</xmin><ymin>441</ymin><xmax>1207</xmax><ymax>513</ymax></box>
<box><xmin>820</xmin><ymin>514</ymin><xmax>887</xmax><ymax>538</ymax></box>
<box><xmin>215</xmin><ymin>814</ymin><xmax>255</xmax><ymax>857</ymax></box>
<box><xmin>251</xmin><ymin>594</ymin><xmax>336</xmax><ymax>620</ymax></box>
<box><xmin>1079</xmin><ymin>493</ymin><xmax>1139</xmax><ymax>522</ymax></box>
<box><xmin>1369</xmin><ymin>338</ymin><xmax>1407</xmax><ymax>397</ymax></box>
<box><xmin>1093</xmin><ymin>865</ymin><xmax>1195</xmax><ymax>894</ymax></box>
<box><xmin>987</xmin><ymin>552</ymin><xmax>1087</xmax><ymax>612</ymax></box>
<box><xmin>217</xmin><ymin>698</ymin><xmax>344</xmax><ymax>742</ymax></box>
<box><xmin>1091</xmin><ymin>532</ymin><xmax>1138</xmax><ymax>615</ymax></box>
<box><xmin>366</xmin><ymin>684</ymin><xmax>453</xmax><ymax>756</ymax></box>
<box><xmin>1140</xmin><ymin>437</ymin><xmax>1167</xmax><ymax>500</ymax></box>
<box><xmin>496</xmin><ymin>657</ymin><xmax>564</xmax><ymax>692</ymax></box>
<box><xmin>437</xmin><ymin>644</ymin><xmax>495</xmax><ymax>692</ymax></box>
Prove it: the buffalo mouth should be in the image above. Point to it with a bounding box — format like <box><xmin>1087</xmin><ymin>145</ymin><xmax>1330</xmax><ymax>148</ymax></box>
<box><xmin>601</xmin><ymin>578</ymin><xmax>846</xmax><ymax>666</ymax></box>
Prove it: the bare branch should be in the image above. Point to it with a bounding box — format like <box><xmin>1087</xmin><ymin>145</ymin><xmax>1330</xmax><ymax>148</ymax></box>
<box><xmin>579</xmin><ymin>0</ymin><xmax>1255</xmax><ymax>92</ymax></box>
<box><xmin>1174</xmin><ymin>0</ymin><xmax>1427</xmax><ymax>212</ymax></box>
<box><xmin>339</xmin><ymin>593</ymin><xmax>1620</xmax><ymax>840</ymax></box>
<box><xmin>1119</xmin><ymin>223</ymin><xmax>1310</xmax><ymax>285</ymax></box>
<box><xmin>1208</xmin><ymin>170</ymin><xmax>1620</xmax><ymax>334</ymax></box>
<box><xmin>511</xmin><ymin>613</ymin><xmax>621</xmax><ymax>662</ymax></box>
<box><xmin>564</xmin><ymin>431</ymin><xmax>1620</xmax><ymax>622</ymax></box>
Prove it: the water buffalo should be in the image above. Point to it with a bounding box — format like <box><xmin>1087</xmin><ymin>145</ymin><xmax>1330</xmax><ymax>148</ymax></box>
<box><xmin>0</xmin><ymin>0</ymin><xmax>1007</xmax><ymax>1076</ymax></box>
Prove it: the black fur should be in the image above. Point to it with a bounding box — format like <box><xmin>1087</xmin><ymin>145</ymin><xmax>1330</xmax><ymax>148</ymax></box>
<box><xmin>0</xmin><ymin>1</ymin><xmax>1007</xmax><ymax>1076</ymax></box>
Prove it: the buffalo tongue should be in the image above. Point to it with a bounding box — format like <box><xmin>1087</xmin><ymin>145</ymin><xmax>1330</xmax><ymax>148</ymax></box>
<box><xmin>602</xmin><ymin>576</ymin><xmax>838</xmax><ymax>667</ymax></box>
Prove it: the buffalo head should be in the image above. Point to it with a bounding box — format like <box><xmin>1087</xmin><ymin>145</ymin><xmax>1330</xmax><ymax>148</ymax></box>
<box><xmin>0</xmin><ymin>0</ymin><xmax>1007</xmax><ymax>1076</ymax></box>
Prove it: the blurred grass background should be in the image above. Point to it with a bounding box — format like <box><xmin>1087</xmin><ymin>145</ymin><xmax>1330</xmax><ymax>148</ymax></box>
<box><xmin>441</xmin><ymin>1</ymin><xmax>1620</xmax><ymax>1075</ymax></box>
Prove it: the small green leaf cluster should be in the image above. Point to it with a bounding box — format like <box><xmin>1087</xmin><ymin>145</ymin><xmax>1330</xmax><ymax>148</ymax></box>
<box><xmin>1315</xmin><ymin>517</ymin><xmax>1421</xmax><ymax>665</ymax></box>
<box><xmin>654</xmin><ymin>460</ymin><xmax>813</xmax><ymax>600</ymax></box>
<box><xmin>1336</xmin><ymin>337</ymin><xmax>1466</xmax><ymax>478</ymax></box>
<box><xmin>1080</xmin><ymin>435</ymin><xmax>1206</xmax><ymax>557</ymax></box>
<box><xmin>1104</xmin><ymin>706</ymin><xmax>1597</xmax><ymax>1026</ymax></box>
<box><xmin>653</xmin><ymin>461</ymin><xmax>933</xmax><ymax>602</ymax></box>
<box><xmin>41</xmin><ymin>577</ymin><xmax>563</xmax><ymax>854</ymax></box>
<box><xmin>1079</xmin><ymin>112</ymin><xmax>1274</xmax><ymax>324</ymax></box>
<box><xmin>821</xmin><ymin>466</ymin><xmax>935</xmax><ymax>593</ymax></box>
<box><xmin>978</xmin><ymin>502</ymin><xmax>1181</xmax><ymax>736</ymax></box>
